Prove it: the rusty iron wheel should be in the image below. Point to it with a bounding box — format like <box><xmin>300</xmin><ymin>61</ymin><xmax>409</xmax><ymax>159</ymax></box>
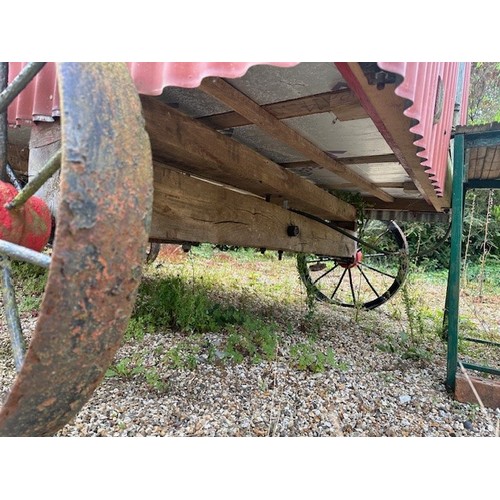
<box><xmin>297</xmin><ymin>220</ymin><xmax>409</xmax><ymax>310</ymax></box>
<box><xmin>0</xmin><ymin>63</ymin><xmax>152</xmax><ymax>436</ymax></box>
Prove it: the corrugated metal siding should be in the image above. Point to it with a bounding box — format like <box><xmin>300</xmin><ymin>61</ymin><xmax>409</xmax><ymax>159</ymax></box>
<box><xmin>7</xmin><ymin>62</ymin><xmax>60</xmax><ymax>126</ymax></box>
<box><xmin>378</xmin><ymin>62</ymin><xmax>470</xmax><ymax>196</ymax></box>
<box><xmin>6</xmin><ymin>62</ymin><xmax>297</xmax><ymax>126</ymax></box>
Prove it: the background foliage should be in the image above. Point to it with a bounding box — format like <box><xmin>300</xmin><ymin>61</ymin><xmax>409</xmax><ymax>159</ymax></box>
<box><xmin>401</xmin><ymin>63</ymin><xmax>500</xmax><ymax>269</ymax></box>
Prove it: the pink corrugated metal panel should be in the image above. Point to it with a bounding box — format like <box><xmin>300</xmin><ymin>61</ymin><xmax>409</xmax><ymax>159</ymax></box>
<box><xmin>7</xmin><ymin>62</ymin><xmax>60</xmax><ymax>126</ymax></box>
<box><xmin>378</xmin><ymin>62</ymin><xmax>470</xmax><ymax>196</ymax></box>
<box><xmin>126</xmin><ymin>62</ymin><xmax>298</xmax><ymax>94</ymax></box>
<box><xmin>6</xmin><ymin>62</ymin><xmax>298</xmax><ymax>126</ymax></box>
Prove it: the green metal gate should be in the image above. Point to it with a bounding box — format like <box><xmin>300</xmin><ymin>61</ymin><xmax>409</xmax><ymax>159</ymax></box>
<box><xmin>445</xmin><ymin>124</ymin><xmax>500</xmax><ymax>408</ymax></box>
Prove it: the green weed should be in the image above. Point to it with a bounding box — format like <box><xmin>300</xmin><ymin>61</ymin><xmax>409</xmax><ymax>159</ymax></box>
<box><xmin>106</xmin><ymin>356</ymin><xmax>144</xmax><ymax>379</ymax></box>
<box><xmin>106</xmin><ymin>354</ymin><xmax>167</xmax><ymax>392</ymax></box>
<box><xmin>131</xmin><ymin>275</ymin><xmax>218</xmax><ymax>333</ymax></box>
<box><xmin>223</xmin><ymin>318</ymin><xmax>278</xmax><ymax>365</ymax></box>
<box><xmin>9</xmin><ymin>261</ymin><xmax>47</xmax><ymax>313</ymax></box>
<box><xmin>164</xmin><ymin>341</ymin><xmax>201</xmax><ymax>370</ymax></box>
<box><xmin>290</xmin><ymin>342</ymin><xmax>348</xmax><ymax>373</ymax></box>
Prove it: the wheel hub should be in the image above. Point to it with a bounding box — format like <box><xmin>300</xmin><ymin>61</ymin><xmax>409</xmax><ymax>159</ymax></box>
<box><xmin>340</xmin><ymin>250</ymin><xmax>363</xmax><ymax>269</ymax></box>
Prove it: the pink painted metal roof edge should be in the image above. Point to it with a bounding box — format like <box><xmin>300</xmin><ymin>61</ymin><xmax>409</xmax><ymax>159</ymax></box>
<box><xmin>378</xmin><ymin>62</ymin><xmax>471</xmax><ymax>196</ymax></box>
<box><xmin>6</xmin><ymin>62</ymin><xmax>298</xmax><ymax>126</ymax></box>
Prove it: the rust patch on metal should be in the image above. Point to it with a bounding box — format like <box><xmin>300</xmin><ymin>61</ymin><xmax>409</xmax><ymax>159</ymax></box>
<box><xmin>0</xmin><ymin>63</ymin><xmax>153</xmax><ymax>436</ymax></box>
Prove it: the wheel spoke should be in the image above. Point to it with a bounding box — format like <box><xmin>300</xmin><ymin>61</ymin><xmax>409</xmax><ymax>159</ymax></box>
<box><xmin>312</xmin><ymin>263</ymin><xmax>338</xmax><ymax>285</ymax></box>
<box><xmin>1</xmin><ymin>257</ymin><xmax>25</xmax><ymax>372</ymax></box>
<box><xmin>348</xmin><ymin>268</ymin><xmax>356</xmax><ymax>304</ymax></box>
<box><xmin>331</xmin><ymin>267</ymin><xmax>348</xmax><ymax>299</ymax></box>
<box><xmin>0</xmin><ymin>240</ymin><xmax>51</xmax><ymax>268</ymax></box>
<box><xmin>368</xmin><ymin>227</ymin><xmax>391</xmax><ymax>246</ymax></box>
<box><xmin>5</xmin><ymin>149</ymin><xmax>61</xmax><ymax>210</ymax></box>
<box><xmin>5</xmin><ymin>164</ymin><xmax>22</xmax><ymax>190</ymax></box>
<box><xmin>358</xmin><ymin>261</ymin><xmax>398</xmax><ymax>280</ymax></box>
<box><xmin>358</xmin><ymin>266</ymin><xmax>381</xmax><ymax>297</ymax></box>
<box><xmin>0</xmin><ymin>62</ymin><xmax>46</xmax><ymax>114</ymax></box>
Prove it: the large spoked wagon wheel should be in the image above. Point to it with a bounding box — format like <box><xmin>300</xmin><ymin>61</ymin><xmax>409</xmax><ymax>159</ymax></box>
<box><xmin>0</xmin><ymin>63</ymin><xmax>152</xmax><ymax>436</ymax></box>
<box><xmin>297</xmin><ymin>220</ymin><xmax>409</xmax><ymax>310</ymax></box>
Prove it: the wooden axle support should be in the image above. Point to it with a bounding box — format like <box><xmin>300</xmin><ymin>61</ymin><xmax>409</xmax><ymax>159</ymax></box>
<box><xmin>151</xmin><ymin>164</ymin><xmax>356</xmax><ymax>258</ymax></box>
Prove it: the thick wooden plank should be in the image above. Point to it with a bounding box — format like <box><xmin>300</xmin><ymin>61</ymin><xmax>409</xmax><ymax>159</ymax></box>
<box><xmin>151</xmin><ymin>165</ymin><xmax>356</xmax><ymax>257</ymax></box>
<box><xmin>464</xmin><ymin>130</ymin><xmax>500</xmax><ymax>148</ymax></box>
<box><xmin>7</xmin><ymin>142</ymin><xmax>29</xmax><ymax>175</ymax></box>
<box><xmin>198</xmin><ymin>77</ymin><xmax>394</xmax><ymax>203</ymax></box>
<box><xmin>332</xmin><ymin>181</ymin><xmax>413</xmax><ymax>190</ymax></box>
<box><xmin>197</xmin><ymin>89</ymin><xmax>368</xmax><ymax>129</ymax></box>
<box><xmin>281</xmin><ymin>153</ymin><xmax>398</xmax><ymax>169</ymax></box>
<box><xmin>140</xmin><ymin>95</ymin><xmax>356</xmax><ymax>222</ymax></box>
<box><xmin>362</xmin><ymin>196</ymin><xmax>435</xmax><ymax>212</ymax></box>
<box><xmin>455</xmin><ymin>374</ymin><xmax>500</xmax><ymax>409</ymax></box>
<box><xmin>467</xmin><ymin>146</ymin><xmax>500</xmax><ymax>181</ymax></box>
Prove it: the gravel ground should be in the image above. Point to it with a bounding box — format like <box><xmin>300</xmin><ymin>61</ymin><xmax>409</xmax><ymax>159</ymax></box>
<box><xmin>1</xmin><ymin>252</ymin><xmax>499</xmax><ymax>437</ymax></box>
<box><xmin>51</xmin><ymin>318</ymin><xmax>498</xmax><ymax>437</ymax></box>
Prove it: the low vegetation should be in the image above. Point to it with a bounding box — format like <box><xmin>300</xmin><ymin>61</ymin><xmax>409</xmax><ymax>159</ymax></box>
<box><xmin>3</xmin><ymin>243</ymin><xmax>499</xmax><ymax>396</ymax></box>
<box><xmin>101</xmin><ymin>245</ymin><xmax>499</xmax><ymax>392</ymax></box>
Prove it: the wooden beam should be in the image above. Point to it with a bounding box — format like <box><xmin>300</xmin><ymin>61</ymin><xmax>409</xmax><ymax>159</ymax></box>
<box><xmin>7</xmin><ymin>142</ymin><xmax>29</xmax><ymax>175</ymax></box>
<box><xmin>362</xmin><ymin>196</ymin><xmax>436</xmax><ymax>212</ymax></box>
<box><xmin>337</xmin><ymin>63</ymin><xmax>445</xmax><ymax>211</ymax></box>
<box><xmin>330</xmin><ymin>182</ymin><xmax>410</xmax><ymax>190</ymax></box>
<box><xmin>197</xmin><ymin>89</ymin><xmax>368</xmax><ymax>129</ymax></box>
<box><xmin>455</xmin><ymin>374</ymin><xmax>500</xmax><ymax>409</ymax></box>
<box><xmin>140</xmin><ymin>95</ymin><xmax>356</xmax><ymax>222</ymax></box>
<box><xmin>151</xmin><ymin>164</ymin><xmax>356</xmax><ymax>257</ymax></box>
<box><xmin>281</xmin><ymin>153</ymin><xmax>398</xmax><ymax>169</ymax></box>
<box><xmin>198</xmin><ymin>77</ymin><xmax>394</xmax><ymax>203</ymax></box>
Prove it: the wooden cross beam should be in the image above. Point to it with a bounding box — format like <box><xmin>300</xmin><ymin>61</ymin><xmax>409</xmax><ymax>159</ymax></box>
<box><xmin>198</xmin><ymin>77</ymin><xmax>393</xmax><ymax>203</ymax></box>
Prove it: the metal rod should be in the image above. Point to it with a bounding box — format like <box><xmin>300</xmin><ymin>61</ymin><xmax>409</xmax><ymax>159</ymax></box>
<box><xmin>0</xmin><ymin>62</ymin><xmax>7</xmax><ymax>181</ymax></box>
<box><xmin>347</xmin><ymin>268</ymin><xmax>356</xmax><ymax>304</ymax></box>
<box><xmin>290</xmin><ymin>209</ymin><xmax>400</xmax><ymax>256</ymax></box>
<box><xmin>5</xmin><ymin>149</ymin><xmax>61</xmax><ymax>210</ymax></box>
<box><xmin>0</xmin><ymin>62</ymin><xmax>46</xmax><ymax>114</ymax></box>
<box><xmin>446</xmin><ymin>134</ymin><xmax>465</xmax><ymax>391</ymax></box>
<box><xmin>312</xmin><ymin>263</ymin><xmax>338</xmax><ymax>285</ymax></box>
<box><xmin>358</xmin><ymin>266</ymin><xmax>380</xmax><ymax>297</ymax></box>
<box><xmin>331</xmin><ymin>267</ymin><xmax>347</xmax><ymax>299</ymax></box>
<box><xmin>459</xmin><ymin>361</ymin><xmax>500</xmax><ymax>377</ymax></box>
<box><xmin>6</xmin><ymin>163</ymin><xmax>22</xmax><ymax>190</ymax></box>
<box><xmin>0</xmin><ymin>239</ymin><xmax>51</xmax><ymax>268</ymax></box>
<box><xmin>358</xmin><ymin>261</ymin><xmax>397</xmax><ymax>280</ymax></box>
<box><xmin>460</xmin><ymin>336</ymin><xmax>500</xmax><ymax>348</ymax></box>
<box><xmin>0</xmin><ymin>256</ymin><xmax>25</xmax><ymax>372</ymax></box>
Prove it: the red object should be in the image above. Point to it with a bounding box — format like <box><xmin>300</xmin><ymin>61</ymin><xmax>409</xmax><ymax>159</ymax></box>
<box><xmin>0</xmin><ymin>181</ymin><xmax>52</xmax><ymax>251</ymax></box>
<box><xmin>340</xmin><ymin>249</ymin><xmax>363</xmax><ymax>269</ymax></box>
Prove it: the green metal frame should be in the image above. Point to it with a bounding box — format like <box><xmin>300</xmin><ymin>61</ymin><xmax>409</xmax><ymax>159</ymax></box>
<box><xmin>445</xmin><ymin>131</ymin><xmax>500</xmax><ymax>390</ymax></box>
<box><xmin>445</xmin><ymin>134</ymin><xmax>465</xmax><ymax>390</ymax></box>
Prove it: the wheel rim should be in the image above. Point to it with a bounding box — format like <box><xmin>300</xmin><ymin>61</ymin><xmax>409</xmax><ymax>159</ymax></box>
<box><xmin>297</xmin><ymin>220</ymin><xmax>408</xmax><ymax>310</ymax></box>
<box><xmin>0</xmin><ymin>63</ymin><xmax>152</xmax><ymax>436</ymax></box>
